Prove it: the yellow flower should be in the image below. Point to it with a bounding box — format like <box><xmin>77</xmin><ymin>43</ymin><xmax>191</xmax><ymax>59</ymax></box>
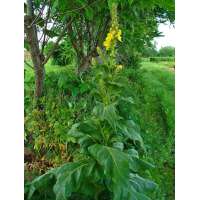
<box><xmin>103</xmin><ymin>32</ymin><xmax>113</xmax><ymax>50</ymax></box>
<box><xmin>103</xmin><ymin>24</ymin><xmax>122</xmax><ymax>50</ymax></box>
<box><xmin>103</xmin><ymin>40</ymin><xmax>111</xmax><ymax>50</ymax></box>
<box><xmin>117</xmin><ymin>29</ymin><xmax>122</xmax><ymax>42</ymax></box>
<box><xmin>116</xmin><ymin>64</ymin><xmax>123</xmax><ymax>71</ymax></box>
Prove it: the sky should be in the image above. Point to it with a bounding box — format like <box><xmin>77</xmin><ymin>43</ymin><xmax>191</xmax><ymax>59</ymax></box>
<box><xmin>153</xmin><ymin>22</ymin><xmax>175</xmax><ymax>50</ymax></box>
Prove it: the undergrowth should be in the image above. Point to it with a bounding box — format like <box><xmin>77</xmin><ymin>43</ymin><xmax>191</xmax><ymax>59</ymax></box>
<box><xmin>24</xmin><ymin>60</ymin><xmax>174</xmax><ymax>200</ymax></box>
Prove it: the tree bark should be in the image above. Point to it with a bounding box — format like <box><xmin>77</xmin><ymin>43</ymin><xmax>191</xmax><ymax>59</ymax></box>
<box><xmin>25</xmin><ymin>0</ymin><xmax>45</xmax><ymax>100</ymax></box>
<box><xmin>25</xmin><ymin>15</ymin><xmax>45</xmax><ymax>99</ymax></box>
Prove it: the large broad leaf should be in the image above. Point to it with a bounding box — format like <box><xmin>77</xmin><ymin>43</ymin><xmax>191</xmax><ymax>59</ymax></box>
<box><xmin>68</xmin><ymin>121</ymin><xmax>102</xmax><ymax>149</ymax></box>
<box><xmin>28</xmin><ymin>170</ymin><xmax>56</xmax><ymax>199</ymax></box>
<box><xmin>129</xmin><ymin>157</ymin><xmax>155</xmax><ymax>173</ymax></box>
<box><xmin>126</xmin><ymin>148</ymin><xmax>155</xmax><ymax>173</ymax></box>
<box><xmin>120</xmin><ymin>120</ymin><xmax>145</xmax><ymax>149</ymax></box>
<box><xmin>53</xmin><ymin>159</ymin><xmax>101</xmax><ymax>200</ymax></box>
<box><xmin>130</xmin><ymin>173</ymin><xmax>158</xmax><ymax>193</ymax></box>
<box><xmin>93</xmin><ymin>102</ymin><xmax>121</xmax><ymax>130</ymax></box>
<box><xmin>88</xmin><ymin>144</ymin><xmax>130</xmax><ymax>200</ymax></box>
<box><xmin>128</xmin><ymin>186</ymin><xmax>152</xmax><ymax>200</ymax></box>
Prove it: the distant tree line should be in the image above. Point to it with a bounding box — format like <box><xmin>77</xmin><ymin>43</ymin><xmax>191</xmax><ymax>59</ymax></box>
<box><xmin>142</xmin><ymin>45</ymin><xmax>175</xmax><ymax>58</ymax></box>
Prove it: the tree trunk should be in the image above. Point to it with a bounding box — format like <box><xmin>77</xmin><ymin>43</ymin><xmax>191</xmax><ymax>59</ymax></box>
<box><xmin>25</xmin><ymin>16</ymin><xmax>45</xmax><ymax>99</ymax></box>
<box><xmin>25</xmin><ymin>1</ymin><xmax>45</xmax><ymax>99</ymax></box>
<box><xmin>76</xmin><ymin>55</ymin><xmax>91</xmax><ymax>74</ymax></box>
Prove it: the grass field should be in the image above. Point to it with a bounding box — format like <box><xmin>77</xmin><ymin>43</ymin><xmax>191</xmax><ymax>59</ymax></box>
<box><xmin>135</xmin><ymin>61</ymin><xmax>175</xmax><ymax>199</ymax></box>
<box><xmin>25</xmin><ymin>60</ymin><xmax>175</xmax><ymax>200</ymax></box>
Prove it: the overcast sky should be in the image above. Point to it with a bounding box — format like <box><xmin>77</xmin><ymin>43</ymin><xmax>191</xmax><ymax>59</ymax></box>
<box><xmin>154</xmin><ymin>22</ymin><xmax>175</xmax><ymax>50</ymax></box>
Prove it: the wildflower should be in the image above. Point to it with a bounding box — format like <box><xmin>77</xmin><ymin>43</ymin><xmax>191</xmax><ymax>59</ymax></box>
<box><xmin>103</xmin><ymin>28</ymin><xmax>122</xmax><ymax>50</ymax></box>
<box><xmin>117</xmin><ymin>29</ymin><xmax>122</xmax><ymax>42</ymax></box>
<box><xmin>116</xmin><ymin>64</ymin><xmax>123</xmax><ymax>71</ymax></box>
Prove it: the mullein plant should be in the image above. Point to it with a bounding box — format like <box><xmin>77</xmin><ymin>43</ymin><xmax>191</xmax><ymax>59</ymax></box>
<box><xmin>26</xmin><ymin>3</ymin><xmax>157</xmax><ymax>200</ymax></box>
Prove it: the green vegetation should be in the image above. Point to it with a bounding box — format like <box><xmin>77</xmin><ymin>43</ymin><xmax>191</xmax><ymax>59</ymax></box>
<box><xmin>142</xmin><ymin>45</ymin><xmax>175</xmax><ymax>59</ymax></box>
<box><xmin>158</xmin><ymin>46</ymin><xmax>175</xmax><ymax>57</ymax></box>
<box><xmin>149</xmin><ymin>57</ymin><xmax>175</xmax><ymax>62</ymax></box>
<box><xmin>24</xmin><ymin>0</ymin><xmax>175</xmax><ymax>199</ymax></box>
<box><xmin>25</xmin><ymin>59</ymin><xmax>174</xmax><ymax>200</ymax></box>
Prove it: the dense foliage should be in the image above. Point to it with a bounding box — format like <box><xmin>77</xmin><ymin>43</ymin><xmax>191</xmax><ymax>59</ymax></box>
<box><xmin>150</xmin><ymin>57</ymin><xmax>175</xmax><ymax>62</ymax></box>
<box><xmin>44</xmin><ymin>40</ymin><xmax>76</xmax><ymax>66</ymax></box>
<box><xmin>24</xmin><ymin>59</ymin><xmax>175</xmax><ymax>200</ymax></box>
<box><xmin>158</xmin><ymin>46</ymin><xmax>175</xmax><ymax>57</ymax></box>
<box><xmin>24</xmin><ymin>0</ymin><xmax>175</xmax><ymax>199</ymax></box>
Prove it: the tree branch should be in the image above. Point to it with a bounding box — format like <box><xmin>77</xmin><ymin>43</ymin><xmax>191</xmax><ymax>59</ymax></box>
<box><xmin>24</xmin><ymin>60</ymin><xmax>34</xmax><ymax>70</ymax></box>
<box><xmin>42</xmin><ymin>18</ymin><xmax>74</xmax><ymax>65</ymax></box>
<box><xmin>29</xmin><ymin>0</ymin><xmax>47</xmax><ymax>27</ymax></box>
<box><xmin>41</xmin><ymin>1</ymin><xmax>51</xmax><ymax>53</ymax></box>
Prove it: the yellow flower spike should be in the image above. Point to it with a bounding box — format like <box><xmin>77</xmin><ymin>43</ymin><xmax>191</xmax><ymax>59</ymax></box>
<box><xmin>103</xmin><ymin>3</ymin><xmax>122</xmax><ymax>52</ymax></box>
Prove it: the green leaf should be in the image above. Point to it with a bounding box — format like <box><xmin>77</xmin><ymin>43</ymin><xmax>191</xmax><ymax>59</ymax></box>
<box><xmin>120</xmin><ymin>96</ymin><xmax>134</xmax><ymax>104</ymax></box>
<box><xmin>57</xmin><ymin>74</ymin><xmax>68</xmax><ymax>89</ymax></box>
<box><xmin>71</xmin><ymin>86</ymin><xmax>79</xmax><ymax>97</ymax></box>
<box><xmin>113</xmin><ymin>141</ymin><xmax>124</xmax><ymax>150</ymax></box>
<box><xmin>129</xmin><ymin>156</ymin><xmax>155</xmax><ymax>173</ymax></box>
<box><xmin>93</xmin><ymin>103</ymin><xmax>121</xmax><ymax>130</ymax></box>
<box><xmin>88</xmin><ymin>144</ymin><xmax>130</xmax><ymax>200</ymax></box>
<box><xmin>28</xmin><ymin>171</ymin><xmax>56</xmax><ymax>199</ymax></box>
<box><xmin>128</xmin><ymin>186</ymin><xmax>152</xmax><ymax>200</ymax></box>
<box><xmin>130</xmin><ymin>173</ymin><xmax>158</xmax><ymax>193</ymax></box>
<box><xmin>120</xmin><ymin>120</ymin><xmax>145</xmax><ymax>149</ymax></box>
<box><xmin>53</xmin><ymin>159</ymin><xmax>100</xmax><ymax>200</ymax></box>
<box><xmin>85</xmin><ymin>7</ymin><xmax>94</xmax><ymax>20</ymax></box>
<box><xmin>79</xmin><ymin>82</ymin><xmax>90</xmax><ymax>94</ymax></box>
<box><xmin>126</xmin><ymin>148</ymin><xmax>139</xmax><ymax>158</ymax></box>
<box><xmin>108</xmin><ymin>0</ymin><xmax>118</xmax><ymax>10</ymax></box>
<box><xmin>68</xmin><ymin>121</ymin><xmax>101</xmax><ymax>149</ymax></box>
<box><xmin>44</xmin><ymin>29</ymin><xmax>59</xmax><ymax>38</ymax></box>
<box><xmin>24</xmin><ymin>40</ymin><xmax>30</xmax><ymax>51</ymax></box>
<box><xmin>128</xmin><ymin>0</ymin><xmax>134</xmax><ymax>5</ymax></box>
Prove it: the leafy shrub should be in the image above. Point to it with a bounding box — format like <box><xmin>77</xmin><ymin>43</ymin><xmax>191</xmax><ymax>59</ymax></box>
<box><xmin>158</xmin><ymin>46</ymin><xmax>175</xmax><ymax>57</ymax></box>
<box><xmin>142</xmin><ymin>46</ymin><xmax>158</xmax><ymax>58</ymax></box>
<box><xmin>45</xmin><ymin>40</ymin><xmax>76</xmax><ymax>66</ymax></box>
<box><xmin>118</xmin><ymin>45</ymin><xmax>141</xmax><ymax>70</ymax></box>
